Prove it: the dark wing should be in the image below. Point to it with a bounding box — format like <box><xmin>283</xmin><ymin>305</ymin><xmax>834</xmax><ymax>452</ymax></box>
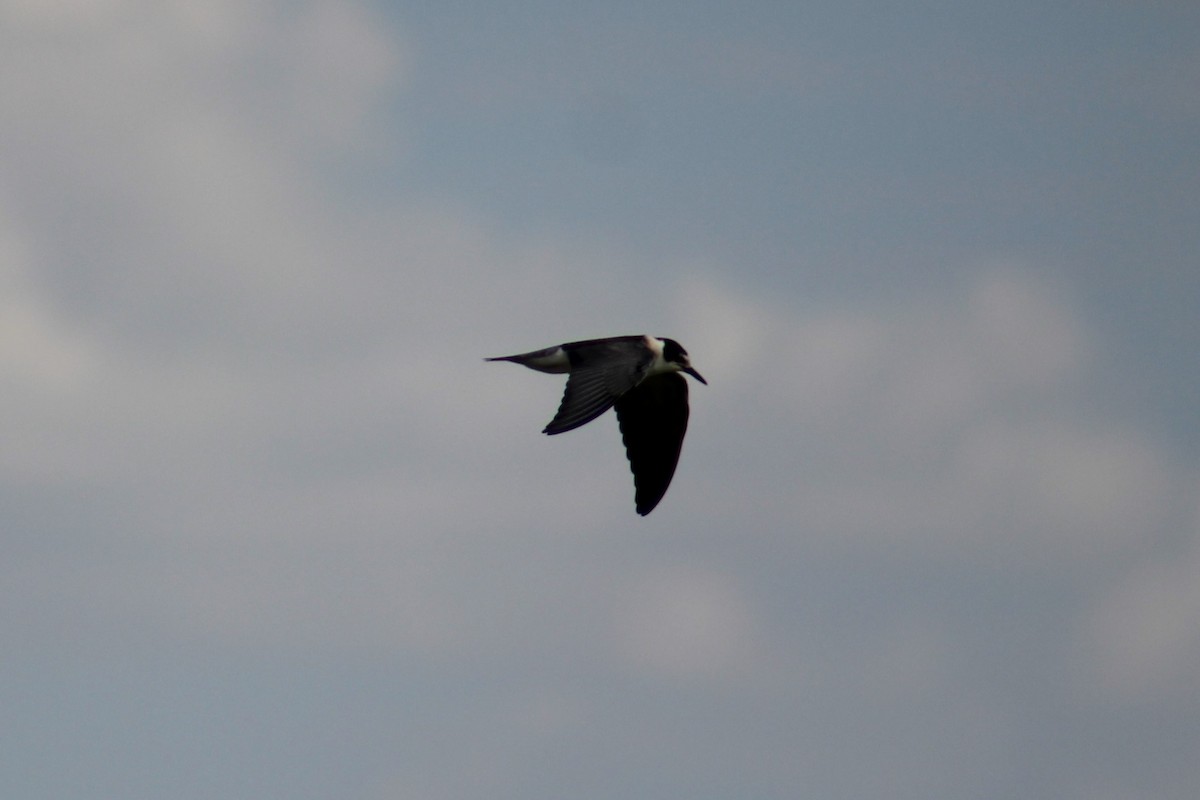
<box><xmin>542</xmin><ymin>339</ymin><xmax>653</xmax><ymax>435</ymax></box>
<box><xmin>614</xmin><ymin>373</ymin><xmax>690</xmax><ymax>515</ymax></box>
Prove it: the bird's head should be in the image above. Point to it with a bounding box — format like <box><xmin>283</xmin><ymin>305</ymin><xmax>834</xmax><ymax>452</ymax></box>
<box><xmin>660</xmin><ymin>338</ymin><xmax>707</xmax><ymax>385</ymax></box>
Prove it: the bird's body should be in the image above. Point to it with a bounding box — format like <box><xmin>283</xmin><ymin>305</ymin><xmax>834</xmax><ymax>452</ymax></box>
<box><xmin>487</xmin><ymin>335</ymin><xmax>706</xmax><ymax>515</ymax></box>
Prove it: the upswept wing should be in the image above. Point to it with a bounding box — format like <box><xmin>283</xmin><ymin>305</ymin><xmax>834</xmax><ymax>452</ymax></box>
<box><xmin>542</xmin><ymin>338</ymin><xmax>653</xmax><ymax>435</ymax></box>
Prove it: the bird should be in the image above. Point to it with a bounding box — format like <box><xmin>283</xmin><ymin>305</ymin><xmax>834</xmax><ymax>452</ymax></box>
<box><xmin>486</xmin><ymin>335</ymin><xmax>707</xmax><ymax>515</ymax></box>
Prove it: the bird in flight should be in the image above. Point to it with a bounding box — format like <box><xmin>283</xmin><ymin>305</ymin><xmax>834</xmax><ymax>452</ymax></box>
<box><xmin>487</xmin><ymin>335</ymin><xmax>707</xmax><ymax>515</ymax></box>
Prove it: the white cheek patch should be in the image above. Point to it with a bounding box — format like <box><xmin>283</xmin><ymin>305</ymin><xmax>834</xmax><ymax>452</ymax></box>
<box><xmin>643</xmin><ymin>336</ymin><xmax>675</xmax><ymax>376</ymax></box>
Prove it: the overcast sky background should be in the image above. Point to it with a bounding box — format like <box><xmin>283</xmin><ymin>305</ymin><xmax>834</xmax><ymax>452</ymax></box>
<box><xmin>3</xmin><ymin>1</ymin><xmax>1199</xmax><ymax>798</ymax></box>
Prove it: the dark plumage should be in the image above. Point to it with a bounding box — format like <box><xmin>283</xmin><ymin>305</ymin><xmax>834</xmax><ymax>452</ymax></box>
<box><xmin>487</xmin><ymin>335</ymin><xmax>706</xmax><ymax>515</ymax></box>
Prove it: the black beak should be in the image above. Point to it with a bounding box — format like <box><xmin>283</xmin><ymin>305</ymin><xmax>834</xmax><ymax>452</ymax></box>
<box><xmin>683</xmin><ymin>366</ymin><xmax>708</xmax><ymax>385</ymax></box>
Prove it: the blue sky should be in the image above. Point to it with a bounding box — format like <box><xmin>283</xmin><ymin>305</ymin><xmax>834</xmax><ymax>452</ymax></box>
<box><xmin>3</xmin><ymin>1</ymin><xmax>1199</xmax><ymax>798</ymax></box>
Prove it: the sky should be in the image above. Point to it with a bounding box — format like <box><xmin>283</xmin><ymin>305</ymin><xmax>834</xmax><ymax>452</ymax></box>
<box><xmin>2</xmin><ymin>1</ymin><xmax>1199</xmax><ymax>798</ymax></box>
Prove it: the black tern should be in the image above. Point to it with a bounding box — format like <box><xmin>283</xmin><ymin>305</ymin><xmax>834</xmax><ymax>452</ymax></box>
<box><xmin>487</xmin><ymin>335</ymin><xmax>707</xmax><ymax>515</ymax></box>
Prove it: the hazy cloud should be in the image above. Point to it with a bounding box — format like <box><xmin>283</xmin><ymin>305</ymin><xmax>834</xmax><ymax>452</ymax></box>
<box><xmin>3</xmin><ymin>2</ymin><xmax>1197</xmax><ymax>798</ymax></box>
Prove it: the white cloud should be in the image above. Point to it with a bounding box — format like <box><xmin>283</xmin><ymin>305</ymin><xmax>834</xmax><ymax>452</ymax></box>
<box><xmin>679</xmin><ymin>269</ymin><xmax>1178</xmax><ymax>566</ymax></box>
<box><xmin>612</xmin><ymin>563</ymin><xmax>763</xmax><ymax>681</ymax></box>
<box><xmin>0</xmin><ymin>213</ymin><xmax>98</xmax><ymax>390</ymax></box>
<box><xmin>957</xmin><ymin>422</ymin><xmax>1175</xmax><ymax>555</ymax></box>
<box><xmin>1084</xmin><ymin>496</ymin><xmax>1200</xmax><ymax>703</ymax></box>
